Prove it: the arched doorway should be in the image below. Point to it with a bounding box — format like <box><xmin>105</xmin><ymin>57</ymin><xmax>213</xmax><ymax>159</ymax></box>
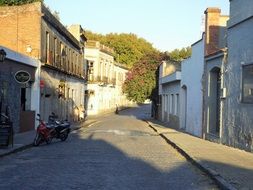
<box><xmin>181</xmin><ymin>85</ymin><xmax>187</xmax><ymax>130</ymax></box>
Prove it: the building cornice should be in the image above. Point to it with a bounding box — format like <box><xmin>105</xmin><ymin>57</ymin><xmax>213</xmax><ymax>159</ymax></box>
<box><xmin>205</xmin><ymin>49</ymin><xmax>226</xmax><ymax>61</ymax></box>
<box><xmin>41</xmin><ymin>3</ymin><xmax>81</xmax><ymax>50</ymax></box>
<box><xmin>42</xmin><ymin>64</ymin><xmax>86</xmax><ymax>81</ymax></box>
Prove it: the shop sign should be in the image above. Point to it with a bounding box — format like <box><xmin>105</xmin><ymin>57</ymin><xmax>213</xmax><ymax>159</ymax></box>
<box><xmin>14</xmin><ymin>70</ymin><xmax>31</xmax><ymax>84</ymax></box>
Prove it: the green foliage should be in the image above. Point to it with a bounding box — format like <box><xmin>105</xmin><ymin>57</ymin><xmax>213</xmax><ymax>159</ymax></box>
<box><xmin>85</xmin><ymin>30</ymin><xmax>104</xmax><ymax>42</ymax></box>
<box><xmin>165</xmin><ymin>47</ymin><xmax>192</xmax><ymax>62</ymax></box>
<box><xmin>86</xmin><ymin>30</ymin><xmax>191</xmax><ymax>103</ymax></box>
<box><xmin>86</xmin><ymin>30</ymin><xmax>161</xmax><ymax>103</ymax></box>
<box><xmin>0</xmin><ymin>0</ymin><xmax>42</xmax><ymax>6</ymax></box>
<box><xmin>123</xmin><ymin>52</ymin><xmax>162</xmax><ymax>103</ymax></box>
<box><xmin>85</xmin><ymin>31</ymin><xmax>158</xmax><ymax>68</ymax></box>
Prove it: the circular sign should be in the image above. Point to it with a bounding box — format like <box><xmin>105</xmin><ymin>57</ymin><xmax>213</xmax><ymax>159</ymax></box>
<box><xmin>14</xmin><ymin>70</ymin><xmax>31</xmax><ymax>84</ymax></box>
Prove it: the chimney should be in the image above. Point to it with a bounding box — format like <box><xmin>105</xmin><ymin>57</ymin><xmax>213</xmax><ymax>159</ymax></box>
<box><xmin>204</xmin><ymin>8</ymin><xmax>221</xmax><ymax>56</ymax></box>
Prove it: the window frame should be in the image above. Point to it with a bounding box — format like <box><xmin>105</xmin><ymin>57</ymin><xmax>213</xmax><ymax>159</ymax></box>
<box><xmin>241</xmin><ymin>63</ymin><xmax>253</xmax><ymax>104</ymax></box>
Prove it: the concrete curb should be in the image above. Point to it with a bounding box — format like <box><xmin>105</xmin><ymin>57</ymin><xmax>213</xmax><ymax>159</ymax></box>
<box><xmin>0</xmin><ymin>120</ymin><xmax>97</xmax><ymax>159</ymax></box>
<box><xmin>146</xmin><ymin>121</ymin><xmax>237</xmax><ymax>190</ymax></box>
<box><xmin>0</xmin><ymin>144</ymin><xmax>33</xmax><ymax>159</ymax></box>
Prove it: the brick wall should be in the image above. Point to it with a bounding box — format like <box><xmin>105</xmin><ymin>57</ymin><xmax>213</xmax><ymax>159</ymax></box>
<box><xmin>204</xmin><ymin>8</ymin><xmax>221</xmax><ymax>55</ymax></box>
<box><xmin>0</xmin><ymin>2</ymin><xmax>41</xmax><ymax>58</ymax></box>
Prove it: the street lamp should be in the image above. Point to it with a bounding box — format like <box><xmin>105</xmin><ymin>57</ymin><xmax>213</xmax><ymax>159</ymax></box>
<box><xmin>0</xmin><ymin>49</ymin><xmax>7</xmax><ymax>62</ymax></box>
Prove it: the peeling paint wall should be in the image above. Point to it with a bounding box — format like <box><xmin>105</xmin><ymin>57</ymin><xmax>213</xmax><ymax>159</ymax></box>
<box><xmin>203</xmin><ymin>54</ymin><xmax>223</xmax><ymax>142</ymax></box>
<box><xmin>225</xmin><ymin>0</ymin><xmax>253</xmax><ymax>152</ymax></box>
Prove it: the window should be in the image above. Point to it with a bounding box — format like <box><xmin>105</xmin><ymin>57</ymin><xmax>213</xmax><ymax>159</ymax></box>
<box><xmin>88</xmin><ymin>61</ymin><xmax>94</xmax><ymax>80</ymax></box>
<box><xmin>0</xmin><ymin>81</ymin><xmax>8</xmax><ymax>101</ymax></box>
<box><xmin>60</xmin><ymin>43</ymin><xmax>64</xmax><ymax>69</ymax></box>
<box><xmin>242</xmin><ymin>64</ymin><xmax>253</xmax><ymax>103</ymax></box>
<box><xmin>54</xmin><ymin>38</ymin><xmax>57</xmax><ymax>66</ymax></box>
<box><xmin>170</xmin><ymin>94</ymin><xmax>174</xmax><ymax>114</ymax></box>
<box><xmin>68</xmin><ymin>48</ymin><xmax>71</xmax><ymax>72</ymax></box>
<box><xmin>164</xmin><ymin>95</ymin><xmax>167</xmax><ymax>112</ymax></box>
<box><xmin>45</xmin><ymin>32</ymin><xmax>50</xmax><ymax>63</ymax></box>
<box><xmin>176</xmin><ymin>94</ymin><xmax>180</xmax><ymax>115</ymax></box>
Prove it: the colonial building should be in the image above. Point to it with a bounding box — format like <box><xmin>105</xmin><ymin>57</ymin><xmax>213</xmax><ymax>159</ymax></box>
<box><xmin>85</xmin><ymin>40</ymin><xmax>130</xmax><ymax>115</ymax></box>
<box><xmin>158</xmin><ymin>8</ymin><xmax>228</xmax><ymax>139</ymax></box>
<box><xmin>158</xmin><ymin>61</ymin><xmax>181</xmax><ymax>129</ymax></box>
<box><xmin>202</xmin><ymin>8</ymin><xmax>229</xmax><ymax>142</ymax></box>
<box><xmin>0</xmin><ymin>46</ymin><xmax>40</xmax><ymax>133</ymax></box>
<box><xmin>0</xmin><ymin>2</ymin><xmax>86</xmax><ymax>122</ymax></box>
<box><xmin>222</xmin><ymin>0</ymin><xmax>253</xmax><ymax>152</ymax></box>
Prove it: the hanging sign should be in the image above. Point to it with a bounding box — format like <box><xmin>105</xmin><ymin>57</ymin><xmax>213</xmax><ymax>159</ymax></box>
<box><xmin>14</xmin><ymin>70</ymin><xmax>31</xmax><ymax>84</ymax></box>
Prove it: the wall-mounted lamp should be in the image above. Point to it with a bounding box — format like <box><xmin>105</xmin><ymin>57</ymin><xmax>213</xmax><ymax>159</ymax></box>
<box><xmin>26</xmin><ymin>45</ymin><xmax>32</xmax><ymax>53</ymax></box>
<box><xmin>0</xmin><ymin>49</ymin><xmax>7</xmax><ymax>62</ymax></box>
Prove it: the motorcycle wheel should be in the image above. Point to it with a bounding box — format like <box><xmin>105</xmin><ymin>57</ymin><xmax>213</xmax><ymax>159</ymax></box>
<box><xmin>46</xmin><ymin>135</ymin><xmax>53</xmax><ymax>144</ymax></box>
<box><xmin>33</xmin><ymin>133</ymin><xmax>42</xmax><ymax>146</ymax></box>
<box><xmin>60</xmin><ymin>131</ymin><xmax>69</xmax><ymax>141</ymax></box>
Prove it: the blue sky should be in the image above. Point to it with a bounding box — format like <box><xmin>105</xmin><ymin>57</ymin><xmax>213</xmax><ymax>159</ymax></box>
<box><xmin>44</xmin><ymin>0</ymin><xmax>229</xmax><ymax>52</ymax></box>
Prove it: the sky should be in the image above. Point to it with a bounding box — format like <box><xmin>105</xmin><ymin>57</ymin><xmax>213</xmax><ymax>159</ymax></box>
<box><xmin>44</xmin><ymin>0</ymin><xmax>229</xmax><ymax>52</ymax></box>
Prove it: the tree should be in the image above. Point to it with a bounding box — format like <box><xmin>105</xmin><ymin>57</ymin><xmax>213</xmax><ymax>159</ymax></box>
<box><xmin>123</xmin><ymin>52</ymin><xmax>162</xmax><ymax>103</ymax></box>
<box><xmin>0</xmin><ymin>0</ymin><xmax>42</xmax><ymax>6</ymax></box>
<box><xmin>85</xmin><ymin>31</ymin><xmax>157</xmax><ymax>68</ymax></box>
<box><xmin>165</xmin><ymin>47</ymin><xmax>191</xmax><ymax>62</ymax></box>
<box><xmin>85</xmin><ymin>30</ymin><xmax>104</xmax><ymax>42</ymax></box>
<box><xmin>85</xmin><ymin>30</ymin><xmax>191</xmax><ymax>103</ymax></box>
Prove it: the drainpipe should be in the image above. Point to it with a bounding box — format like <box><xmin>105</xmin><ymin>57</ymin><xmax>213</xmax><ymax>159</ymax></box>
<box><xmin>220</xmin><ymin>47</ymin><xmax>228</xmax><ymax>141</ymax></box>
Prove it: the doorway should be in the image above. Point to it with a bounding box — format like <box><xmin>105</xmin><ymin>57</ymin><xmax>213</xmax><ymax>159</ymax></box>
<box><xmin>207</xmin><ymin>67</ymin><xmax>221</xmax><ymax>136</ymax></box>
<box><xmin>181</xmin><ymin>85</ymin><xmax>187</xmax><ymax>130</ymax></box>
<box><xmin>19</xmin><ymin>86</ymin><xmax>35</xmax><ymax>132</ymax></box>
<box><xmin>20</xmin><ymin>88</ymin><xmax>26</xmax><ymax>111</ymax></box>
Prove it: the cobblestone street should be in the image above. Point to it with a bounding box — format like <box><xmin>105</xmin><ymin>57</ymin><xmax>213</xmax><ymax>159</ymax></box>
<box><xmin>0</xmin><ymin>105</ymin><xmax>218</xmax><ymax>190</ymax></box>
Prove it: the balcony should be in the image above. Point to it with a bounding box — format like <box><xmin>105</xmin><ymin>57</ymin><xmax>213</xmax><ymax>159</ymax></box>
<box><xmin>86</xmin><ymin>40</ymin><xmax>114</xmax><ymax>56</ymax></box>
<box><xmin>87</xmin><ymin>75</ymin><xmax>117</xmax><ymax>86</ymax></box>
<box><xmin>160</xmin><ymin>71</ymin><xmax>181</xmax><ymax>85</ymax></box>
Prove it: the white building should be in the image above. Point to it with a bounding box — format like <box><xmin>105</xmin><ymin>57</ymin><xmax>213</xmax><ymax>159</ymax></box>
<box><xmin>180</xmin><ymin>36</ymin><xmax>204</xmax><ymax>137</ymax></box>
<box><xmin>158</xmin><ymin>61</ymin><xmax>181</xmax><ymax>128</ymax></box>
<box><xmin>85</xmin><ymin>41</ymin><xmax>130</xmax><ymax>115</ymax></box>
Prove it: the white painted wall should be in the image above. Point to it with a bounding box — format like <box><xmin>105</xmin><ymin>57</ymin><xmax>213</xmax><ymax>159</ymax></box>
<box><xmin>40</xmin><ymin>70</ymin><xmax>85</xmax><ymax>122</ymax></box>
<box><xmin>180</xmin><ymin>38</ymin><xmax>204</xmax><ymax>137</ymax></box>
<box><xmin>31</xmin><ymin>61</ymin><xmax>41</xmax><ymax>128</ymax></box>
<box><xmin>158</xmin><ymin>63</ymin><xmax>181</xmax><ymax>128</ymax></box>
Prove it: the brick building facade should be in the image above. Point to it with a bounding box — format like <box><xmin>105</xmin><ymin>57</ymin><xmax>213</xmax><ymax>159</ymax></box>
<box><xmin>0</xmin><ymin>2</ymin><xmax>86</xmax><ymax>123</ymax></box>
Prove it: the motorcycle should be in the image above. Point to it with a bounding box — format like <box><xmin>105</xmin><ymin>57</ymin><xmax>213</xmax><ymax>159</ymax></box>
<box><xmin>52</xmin><ymin>120</ymin><xmax>70</xmax><ymax>142</ymax></box>
<box><xmin>48</xmin><ymin>112</ymin><xmax>71</xmax><ymax>141</ymax></box>
<box><xmin>33</xmin><ymin>113</ymin><xmax>71</xmax><ymax>146</ymax></box>
<box><xmin>33</xmin><ymin>114</ymin><xmax>54</xmax><ymax>146</ymax></box>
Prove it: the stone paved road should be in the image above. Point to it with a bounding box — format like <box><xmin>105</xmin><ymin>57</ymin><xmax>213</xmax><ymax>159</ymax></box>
<box><xmin>0</xmin><ymin>104</ymin><xmax>218</xmax><ymax>190</ymax></box>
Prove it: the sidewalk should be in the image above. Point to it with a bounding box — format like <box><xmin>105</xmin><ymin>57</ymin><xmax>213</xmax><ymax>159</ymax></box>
<box><xmin>0</xmin><ymin>118</ymin><xmax>96</xmax><ymax>158</ymax></box>
<box><xmin>146</xmin><ymin>120</ymin><xmax>253</xmax><ymax>190</ymax></box>
<box><xmin>0</xmin><ymin>107</ymin><xmax>125</xmax><ymax>158</ymax></box>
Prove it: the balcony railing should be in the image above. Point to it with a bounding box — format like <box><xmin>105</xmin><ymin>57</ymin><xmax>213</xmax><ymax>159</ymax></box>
<box><xmin>86</xmin><ymin>40</ymin><xmax>114</xmax><ymax>55</ymax></box>
<box><xmin>87</xmin><ymin>75</ymin><xmax>116</xmax><ymax>85</ymax></box>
